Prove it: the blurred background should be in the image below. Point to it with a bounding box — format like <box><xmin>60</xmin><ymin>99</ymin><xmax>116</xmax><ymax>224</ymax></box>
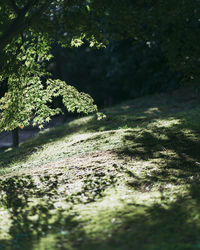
<box><xmin>50</xmin><ymin>40</ymin><xmax>181</xmax><ymax>108</ymax></box>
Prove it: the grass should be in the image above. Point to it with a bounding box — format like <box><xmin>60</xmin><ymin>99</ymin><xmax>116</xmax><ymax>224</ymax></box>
<box><xmin>0</xmin><ymin>89</ymin><xmax>200</xmax><ymax>249</ymax></box>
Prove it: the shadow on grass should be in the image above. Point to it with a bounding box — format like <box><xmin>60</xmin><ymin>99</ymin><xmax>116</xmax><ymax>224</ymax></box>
<box><xmin>0</xmin><ymin>175</ymin><xmax>79</xmax><ymax>250</ymax></box>
<box><xmin>96</xmin><ymin>197</ymin><xmax>200</xmax><ymax>250</ymax></box>
<box><xmin>0</xmin><ymin>167</ymin><xmax>118</xmax><ymax>249</ymax></box>
<box><xmin>117</xmin><ymin>125</ymin><xmax>200</xmax><ymax>173</ymax></box>
<box><xmin>1</xmin><ymin>173</ymin><xmax>200</xmax><ymax>249</ymax></box>
<box><xmin>0</xmin><ymin>128</ymin><xmax>200</xmax><ymax>250</ymax></box>
<box><xmin>0</xmin><ymin>93</ymin><xmax>200</xmax><ymax>248</ymax></box>
<box><xmin>107</xmin><ymin>124</ymin><xmax>200</xmax><ymax>249</ymax></box>
<box><xmin>0</xmin><ymin>91</ymin><xmax>199</xmax><ymax>171</ymax></box>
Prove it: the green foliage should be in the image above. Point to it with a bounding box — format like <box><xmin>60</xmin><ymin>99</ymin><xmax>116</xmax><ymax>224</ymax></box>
<box><xmin>0</xmin><ymin>0</ymin><xmax>116</xmax><ymax>131</ymax></box>
<box><xmin>0</xmin><ymin>31</ymin><xmax>97</xmax><ymax>131</ymax></box>
<box><xmin>0</xmin><ymin>76</ymin><xmax>97</xmax><ymax>131</ymax></box>
<box><xmin>0</xmin><ymin>0</ymin><xmax>200</xmax><ymax>131</ymax></box>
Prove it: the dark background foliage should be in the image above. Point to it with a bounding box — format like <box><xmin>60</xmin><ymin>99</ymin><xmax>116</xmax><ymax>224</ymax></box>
<box><xmin>49</xmin><ymin>40</ymin><xmax>181</xmax><ymax>108</ymax></box>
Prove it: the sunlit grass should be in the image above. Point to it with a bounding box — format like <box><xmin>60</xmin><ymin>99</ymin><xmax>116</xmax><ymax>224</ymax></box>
<box><xmin>148</xmin><ymin>117</ymin><xmax>181</xmax><ymax>129</ymax></box>
<box><xmin>0</xmin><ymin>90</ymin><xmax>200</xmax><ymax>249</ymax></box>
<box><xmin>0</xmin><ymin>208</ymin><xmax>11</xmax><ymax>240</ymax></box>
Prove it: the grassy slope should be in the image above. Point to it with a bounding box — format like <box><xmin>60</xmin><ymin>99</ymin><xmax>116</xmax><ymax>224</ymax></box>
<box><xmin>0</xmin><ymin>89</ymin><xmax>200</xmax><ymax>249</ymax></box>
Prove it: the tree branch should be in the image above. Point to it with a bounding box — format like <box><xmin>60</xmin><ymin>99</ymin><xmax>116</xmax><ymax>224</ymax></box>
<box><xmin>26</xmin><ymin>0</ymin><xmax>54</xmax><ymax>27</ymax></box>
<box><xmin>9</xmin><ymin>0</ymin><xmax>21</xmax><ymax>15</ymax></box>
<box><xmin>0</xmin><ymin>0</ymin><xmax>53</xmax><ymax>53</ymax></box>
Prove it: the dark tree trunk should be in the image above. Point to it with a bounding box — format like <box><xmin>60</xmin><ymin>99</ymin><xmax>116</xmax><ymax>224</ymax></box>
<box><xmin>12</xmin><ymin>128</ymin><xmax>19</xmax><ymax>147</ymax></box>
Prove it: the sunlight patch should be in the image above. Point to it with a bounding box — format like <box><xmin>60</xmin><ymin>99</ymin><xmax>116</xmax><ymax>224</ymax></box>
<box><xmin>133</xmin><ymin>191</ymin><xmax>161</xmax><ymax>205</ymax></box>
<box><xmin>33</xmin><ymin>234</ymin><xmax>58</xmax><ymax>250</ymax></box>
<box><xmin>68</xmin><ymin>115</ymin><xmax>94</xmax><ymax>127</ymax></box>
<box><xmin>180</xmin><ymin>128</ymin><xmax>200</xmax><ymax>140</ymax></box>
<box><xmin>121</xmin><ymin>105</ymin><xmax>132</xmax><ymax>110</ymax></box>
<box><xmin>0</xmin><ymin>207</ymin><xmax>12</xmax><ymax>240</ymax></box>
<box><xmin>159</xmin><ymin>148</ymin><xmax>178</xmax><ymax>158</ymax></box>
<box><xmin>149</xmin><ymin>118</ymin><xmax>181</xmax><ymax>128</ymax></box>
<box><xmin>144</xmin><ymin>107</ymin><xmax>160</xmax><ymax>114</ymax></box>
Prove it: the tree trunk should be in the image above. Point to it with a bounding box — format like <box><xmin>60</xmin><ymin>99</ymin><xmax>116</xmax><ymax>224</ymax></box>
<box><xmin>12</xmin><ymin>128</ymin><xmax>19</xmax><ymax>147</ymax></box>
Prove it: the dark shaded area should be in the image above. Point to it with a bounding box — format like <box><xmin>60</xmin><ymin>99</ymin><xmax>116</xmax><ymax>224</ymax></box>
<box><xmin>50</xmin><ymin>40</ymin><xmax>181</xmax><ymax>108</ymax></box>
<box><xmin>12</xmin><ymin>128</ymin><xmax>19</xmax><ymax>148</ymax></box>
<box><xmin>0</xmin><ymin>165</ymin><xmax>118</xmax><ymax>249</ymax></box>
<box><xmin>0</xmin><ymin>175</ymin><xmax>78</xmax><ymax>250</ymax></box>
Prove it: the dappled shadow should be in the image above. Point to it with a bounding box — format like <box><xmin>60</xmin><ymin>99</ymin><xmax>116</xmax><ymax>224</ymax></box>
<box><xmin>0</xmin><ymin>114</ymin><xmax>200</xmax><ymax>248</ymax></box>
<box><xmin>117</xmin><ymin>125</ymin><xmax>200</xmax><ymax>171</ymax></box>
<box><xmin>67</xmin><ymin>196</ymin><xmax>200</xmax><ymax>250</ymax></box>
<box><xmin>0</xmin><ymin>175</ymin><xmax>79</xmax><ymax>250</ymax></box>
<box><xmin>0</xmin><ymin>89</ymin><xmax>200</xmax><ymax>171</ymax></box>
<box><xmin>0</xmin><ymin>164</ymin><xmax>118</xmax><ymax>249</ymax></box>
<box><xmin>115</xmin><ymin>123</ymin><xmax>200</xmax><ymax>195</ymax></box>
<box><xmin>1</xmin><ymin>172</ymin><xmax>200</xmax><ymax>249</ymax></box>
<box><xmin>0</xmin><ymin>171</ymin><xmax>98</xmax><ymax>249</ymax></box>
<box><xmin>0</xmin><ymin>91</ymin><xmax>200</xmax><ymax>248</ymax></box>
<box><xmin>120</xmin><ymin>128</ymin><xmax>200</xmax><ymax>160</ymax></box>
<box><xmin>91</xmin><ymin>197</ymin><xmax>200</xmax><ymax>250</ymax></box>
<box><xmin>0</xmin><ymin>146</ymin><xmax>39</xmax><ymax>169</ymax></box>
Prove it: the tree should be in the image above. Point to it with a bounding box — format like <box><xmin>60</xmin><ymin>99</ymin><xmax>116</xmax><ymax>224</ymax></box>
<box><xmin>1</xmin><ymin>0</ymin><xmax>127</xmax><ymax>131</ymax></box>
<box><xmin>50</xmin><ymin>40</ymin><xmax>181</xmax><ymax>108</ymax></box>
<box><xmin>134</xmin><ymin>0</ymin><xmax>200</xmax><ymax>85</ymax></box>
<box><xmin>0</xmin><ymin>0</ymin><xmax>199</xmax><ymax>133</ymax></box>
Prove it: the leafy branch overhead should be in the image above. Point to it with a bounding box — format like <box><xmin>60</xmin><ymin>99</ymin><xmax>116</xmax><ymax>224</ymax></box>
<box><xmin>0</xmin><ymin>0</ymin><xmax>199</xmax><ymax>131</ymax></box>
<box><xmin>0</xmin><ymin>0</ymin><xmax>118</xmax><ymax>131</ymax></box>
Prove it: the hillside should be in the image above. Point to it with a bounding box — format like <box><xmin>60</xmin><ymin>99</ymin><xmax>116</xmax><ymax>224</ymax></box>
<box><xmin>0</xmin><ymin>88</ymin><xmax>200</xmax><ymax>250</ymax></box>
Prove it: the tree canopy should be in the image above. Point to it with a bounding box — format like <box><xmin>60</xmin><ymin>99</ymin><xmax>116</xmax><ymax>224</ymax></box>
<box><xmin>0</xmin><ymin>0</ymin><xmax>127</xmax><ymax>130</ymax></box>
<box><xmin>0</xmin><ymin>0</ymin><xmax>199</xmax><ymax>131</ymax></box>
